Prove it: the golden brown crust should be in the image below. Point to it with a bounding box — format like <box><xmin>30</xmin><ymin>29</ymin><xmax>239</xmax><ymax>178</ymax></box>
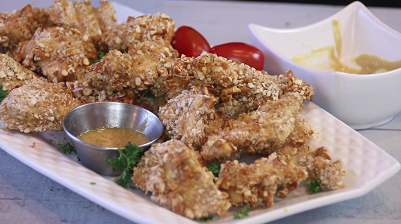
<box><xmin>158</xmin><ymin>87</ymin><xmax>219</xmax><ymax>148</ymax></box>
<box><xmin>200</xmin><ymin>96</ymin><xmax>307</xmax><ymax>163</ymax></box>
<box><xmin>217</xmin><ymin>154</ymin><xmax>308</xmax><ymax>208</ymax></box>
<box><xmin>276</xmin><ymin>144</ymin><xmax>345</xmax><ymax>190</ymax></box>
<box><xmin>18</xmin><ymin>26</ymin><xmax>97</xmax><ymax>83</ymax></box>
<box><xmin>0</xmin><ymin>5</ymin><xmax>50</xmax><ymax>51</ymax></box>
<box><xmin>0</xmin><ymin>53</ymin><xmax>45</xmax><ymax>91</ymax></box>
<box><xmin>0</xmin><ymin>80</ymin><xmax>81</xmax><ymax>133</ymax></box>
<box><xmin>133</xmin><ymin>140</ymin><xmax>231</xmax><ymax>219</ymax></box>
<box><xmin>99</xmin><ymin>13</ymin><xmax>176</xmax><ymax>51</ymax></box>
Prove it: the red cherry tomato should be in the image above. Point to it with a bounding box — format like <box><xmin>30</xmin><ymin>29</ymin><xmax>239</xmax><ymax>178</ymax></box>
<box><xmin>209</xmin><ymin>42</ymin><xmax>265</xmax><ymax>70</ymax></box>
<box><xmin>171</xmin><ymin>26</ymin><xmax>211</xmax><ymax>57</ymax></box>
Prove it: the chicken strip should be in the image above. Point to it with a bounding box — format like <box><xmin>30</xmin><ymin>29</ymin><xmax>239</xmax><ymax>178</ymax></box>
<box><xmin>276</xmin><ymin>144</ymin><xmax>345</xmax><ymax>190</ymax></box>
<box><xmin>0</xmin><ymin>4</ymin><xmax>50</xmax><ymax>52</ymax></box>
<box><xmin>68</xmin><ymin>40</ymin><xmax>177</xmax><ymax>104</ymax></box>
<box><xmin>0</xmin><ymin>80</ymin><xmax>81</xmax><ymax>133</ymax></box>
<box><xmin>216</xmin><ymin>153</ymin><xmax>308</xmax><ymax>208</ymax></box>
<box><xmin>48</xmin><ymin>0</ymin><xmax>117</xmax><ymax>43</ymax></box>
<box><xmin>17</xmin><ymin>26</ymin><xmax>97</xmax><ymax>83</ymax></box>
<box><xmin>158</xmin><ymin>87</ymin><xmax>220</xmax><ymax>148</ymax></box>
<box><xmin>154</xmin><ymin>53</ymin><xmax>314</xmax><ymax>117</ymax></box>
<box><xmin>99</xmin><ymin>13</ymin><xmax>176</xmax><ymax>51</ymax></box>
<box><xmin>133</xmin><ymin>140</ymin><xmax>231</xmax><ymax>219</ymax></box>
<box><xmin>200</xmin><ymin>96</ymin><xmax>310</xmax><ymax>163</ymax></box>
<box><xmin>0</xmin><ymin>53</ymin><xmax>46</xmax><ymax>91</ymax></box>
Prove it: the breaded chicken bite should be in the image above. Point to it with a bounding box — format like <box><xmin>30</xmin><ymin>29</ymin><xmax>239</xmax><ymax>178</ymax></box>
<box><xmin>276</xmin><ymin>144</ymin><xmax>345</xmax><ymax>190</ymax></box>
<box><xmin>0</xmin><ymin>5</ymin><xmax>50</xmax><ymax>52</ymax></box>
<box><xmin>216</xmin><ymin>154</ymin><xmax>308</xmax><ymax>208</ymax></box>
<box><xmin>200</xmin><ymin>96</ymin><xmax>308</xmax><ymax>163</ymax></box>
<box><xmin>99</xmin><ymin>13</ymin><xmax>175</xmax><ymax>51</ymax></box>
<box><xmin>69</xmin><ymin>40</ymin><xmax>177</xmax><ymax>104</ymax></box>
<box><xmin>0</xmin><ymin>54</ymin><xmax>46</xmax><ymax>91</ymax></box>
<box><xmin>17</xmin><ymin>26</ymin><xmax>97</xmax><ymax>83</ymax></box>
<box><xmin>133</xmin><ymin>140</ymin><xmax>231</xmax><ymax>219</ymax></box>
<box><xmin>0</xmin><ymin>80</ymin><xmax>81</xmax><ymax>133</ymax></box>
<box><xmin>158</xmin><ymin>87</ymin><xmax>219</xmax><ymax>148</ymax></box>
<box><xmin>48</xmin><ymin>0</ymin><xmax>117</xmax><ymax>43</ymax></box>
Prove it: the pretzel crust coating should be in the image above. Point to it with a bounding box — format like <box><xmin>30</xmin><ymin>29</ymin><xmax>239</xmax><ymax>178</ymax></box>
<box><xmin>200</xmin><ymin>96</ymin><xmax>311</xmax><ymax>163</ymax></box>
<box><xmin>158</xmin><ymin>87</ymin><xmax>220</xmax><ymax>148</ymax></box>
<box><xmin>216</xmin><ymin>154</ymin><xmax>308</xmax><ymax>208</ymax></box>
<box><xmin>276</xmin><ymin>144</ymin><xmax>345</xmax><ymax>190</ymax></box>
<box><xmin>0</xmin><ymin>53</ymin><xmax>45</xmax><ymax>91</ymax></box>
<box><xmin>0</xmin><ymin>80</ymin><xmax>81</xmax><ymax>133</ymax></box>
<box><xmin>154</xmin><ymin>53</ymin><xmax>314</xmax><ymax>117</ymax></box>
<box><xmin>99</xmin><ymin>13</ymin><xmax>176</xmax><ymax>51</ymax></box>
<box><xmin>133</xmin><ymin>140</ymin><xmax>231</xmax><ymax>219</ymax></box>
<box><xmin>17</xmin><ymin>26</ymin><xmax>97</xmax><ymax>83</ymax></box>
<box><xmin>0</xmin><ymin>5</ymin><xmax>50</xmax><ymax>51</ymax></box>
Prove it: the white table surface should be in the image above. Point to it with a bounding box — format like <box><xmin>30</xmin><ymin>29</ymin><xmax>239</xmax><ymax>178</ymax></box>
<box><xmin>1</xmin><ymin>0</ymin><xmax>400</xmax><ymax>224</ymax></box>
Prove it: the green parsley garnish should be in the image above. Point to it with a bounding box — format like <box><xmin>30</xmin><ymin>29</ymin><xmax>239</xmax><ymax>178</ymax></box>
<box><xmin>90</xmin><ymin>182</ymin><xmax>96</xmax><ymax>185</ymax></box>
<box><xmin>58</xmin><ymin>142</ymin><xmax>77</xmax><ymax>154</ymax></box>
<box><xmin>105</xmin><ymin>142</ymin><xmax>146</xmax><ymax>187</ymax></box>
<box><xmin>307</xmin><ymin>178</ymin><xmax>323</xmax><ymax>194</ymax></box>
<box><xmin>92</xmin><ymin>51</ymin><xmax>106</xmax><ymax>63</ymax></box>
<box><xmin>0</xmin><ymin>85</ymin><xmax>8</xmax><ymax>104</ymax></box>
<box><xmin>143</xmin><ymin>88</ymin><xmax>155</xmax><ymax>99</ymax></box>
<box><xmin>199</xmin><ymin>216</ymin><xmax>213</xmax><ymax>221</ymax></box>
<box><xmin>234</xmin><ymin>206</ymin><xmax>249</xmax><ymax>219</ymax></box>
<box><xmin>208</xmin><ymin>162</ymin><xmax>221</xmax><ymax>177</ymax></box>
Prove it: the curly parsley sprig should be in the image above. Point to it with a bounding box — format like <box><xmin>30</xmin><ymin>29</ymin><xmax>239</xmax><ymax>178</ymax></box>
<box><xmin>58</xmin><ymin>142</ymin><xmax>77</xmax><ymax>154</ymax></box>
<box><xmin>307</xmin><ymin>178</ymin><xmax>323</xmax><ymax>194</ymax></box>
<box><xmin>106</xmin><ymin>142</ymin><xmax>146</xmax><ymax>187</ymax></box>
<box><xmin>208</xmin><ymin>162</ymin><xmax>221</xmax><ymax>177</ymax></box>
<box><xmin>234</xmin><ymin>206</ymin><xmax>249</xmax><ymax>219</ymax></box>
<box><xmin>0</xmin><ymin>85</ymin><xmax>8</xmax><ymax>104</ymax></box>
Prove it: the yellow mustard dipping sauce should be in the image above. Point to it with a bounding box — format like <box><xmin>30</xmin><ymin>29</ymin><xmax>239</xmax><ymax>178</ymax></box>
<box><xmin>78</xmin><ymin>127</ymin><xmax>149</xmax><ymax>148</ymax></box>
<box><xmin>292</xmin><ymin>19</ymin><xmax>401</xmax><ymax>74</ymax></box>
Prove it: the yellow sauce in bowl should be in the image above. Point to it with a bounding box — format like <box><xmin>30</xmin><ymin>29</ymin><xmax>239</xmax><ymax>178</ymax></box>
<box><xmin>78</xmin><ymin>127</ymin><xmax>149</xmax><ymax>148</ymax></box>
<box><xmin>292</xmin><ymin>20</ymin><xmax>401</xmax><ymax>74</ymax></box>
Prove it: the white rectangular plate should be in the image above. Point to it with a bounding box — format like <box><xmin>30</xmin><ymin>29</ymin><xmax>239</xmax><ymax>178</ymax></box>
<box><xmin>0</xmin><ymin>101</ymin><xmax>399</xmax><ymax>224</ymax></box>
<box><xmin>0</xmin><ymin>2</ymin><xmax>400</xmax><ymax>224</ymax></box>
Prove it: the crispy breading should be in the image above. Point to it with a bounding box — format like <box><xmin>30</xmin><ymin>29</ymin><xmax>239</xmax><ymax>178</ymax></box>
<box><xmin>95</xmin><ymin>0</ymin><xmax>117</xmax><ymax>32</ymax></box>
<box><xmin>276</xmin><ymin>144</ymin><xmax>345</xmax><ymax>190</ymax></box>
<box><xmin>154</xmin><ymin>53</ymin><xmax>314</xmax><ymax>117</ymax></box>
<box><xmin>216</xmin><ymin>154</ymin><xmax>308</xmax><ymax>208</ymax></box>
<box><xmin>0</xmin><ymin>5</ymin><xmax>50</xmax><ymax>52</ymax></box>
<box><xmin>0</xmin><ymin>53</ymin><xmax>46</xmax><ymax>91</ymax></box>
<box><xmin>200</xmin><ymin>96</ymin><xmax>307</xmax><ymax>163</ymax></box>
<box><xmin>133</xmin><ymin>140</ymin><xmax>231</xmax><ymax>219</ymax></box>
<box><xmin>17</xmin><ymin>26</ymin><xmax>97</xmax><ymax>83</ymax></box>
<box><xmin>99</xmin><ymin>13</ymin><xmax>176</xmax><ymax>51</ymax></box>
<box><xmin>158</xmin><ymin>87</ymin><xmax>219</xmax><ymax>148</ymax></box>
<box><xmin>0</xmin><ymin>80</ymin><xmax>81</xmax><ymax>133</ymax></box>
<box><xmin>68</xmin><ymin>40</ymin><xmax>177</xmax><ymax>104</ymax></box>
<box><xmin>48</xmin><ymin>0</ymin><xmax>116</xmax><ymax>43</ymax></box>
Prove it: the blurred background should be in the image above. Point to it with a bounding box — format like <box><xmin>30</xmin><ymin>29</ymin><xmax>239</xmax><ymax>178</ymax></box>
<box><xmin>227</xmin><ymin>0</ymin><xmax>401</xmax><ymax>7</ymax></box>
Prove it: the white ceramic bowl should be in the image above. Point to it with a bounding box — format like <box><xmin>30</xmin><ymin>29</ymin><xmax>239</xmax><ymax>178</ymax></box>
<box><xmin>248</xmin><ymin>1</ymin><xmax>401</xmax><ymax>129</ymax></box>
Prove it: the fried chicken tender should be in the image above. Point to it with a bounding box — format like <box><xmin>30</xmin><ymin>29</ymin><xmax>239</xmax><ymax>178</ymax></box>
<box><xmin>154</xmin><ymin>53</ymin><xmax>314</xmax><ymax>117</ymax></box>
<box><xmin>158</xmin><ymin>87</ymin><xmax>220</xmax><ymax>148</ymax></box>
<box><xmin>0</xmin><ymin>54</ymin><xmax>46</xmax><ymax>91</ymax></box>
<box><xmin>133</xmin><ymin>140</ymin><xmax>231</xmax><ymax>219</ymax></box>
<box><xmin>68</xmin><ymin>40</ymin><xmax>177</xmax><ymax>104</ymax></box>
<box><xmin>48</xmin><ymin>0</ymin><xmax>117</xmax><ymax>43</ymax></box>
<box><xmin>0</xmin><ymin>80</ymin><xmax>81</xmax><ymax>133</ymax></box>
<box><xmin>216</xmin><ymin>154</ymin><xmax>308</xmax><ymax>208</ymax></box>
<box><xmin>200</xmin><ymin>96</ymin><xmax>311</xmax><ymax>163</ymax></box>
<box><xmin>276</xmin><ymin>144</ymin><xmax>345</xmax><ymax>190</ymax></box>
<box><xmin>99</xmin><ymin>13</ymin><xmax>175</xmax><ymax>51</ymax></box>
<box><xmin>0</xmin><ymin>5</ymin><xmax>50</xmax><ymax>52</ymax></box>
<box><xmin>17</xmin><ymin>26</ymin><xmax>97</xmax><ymax>83</ymax></box>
